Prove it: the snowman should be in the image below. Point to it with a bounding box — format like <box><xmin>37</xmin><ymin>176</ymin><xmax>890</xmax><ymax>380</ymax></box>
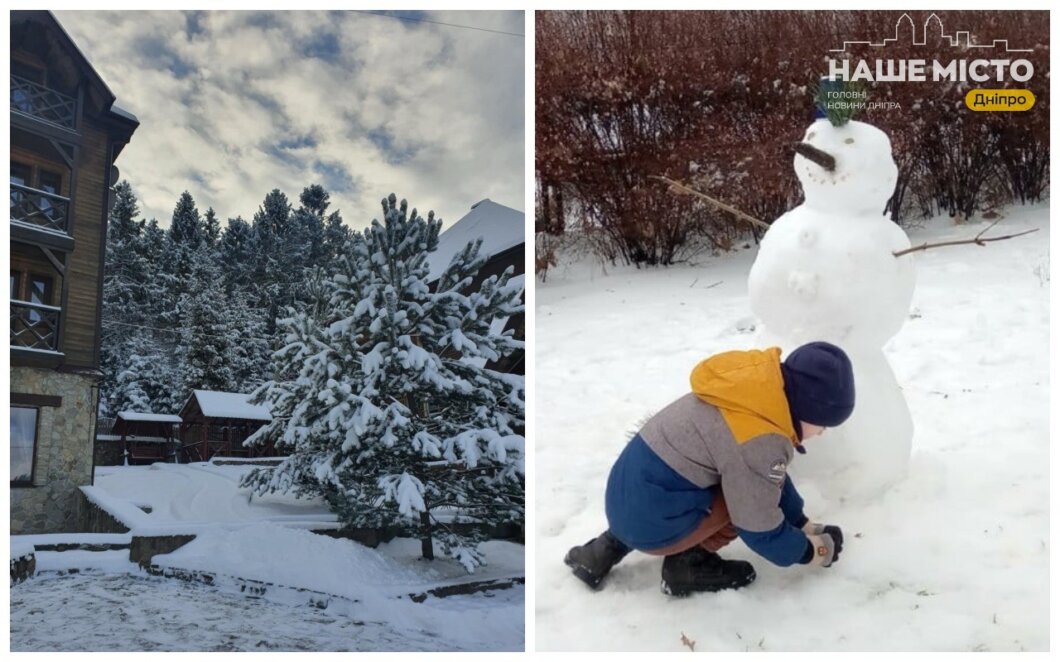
<box><xmin>747</xmin><ymin>103</ymin><xmax>916</xmax><ymax>498</ymax></box>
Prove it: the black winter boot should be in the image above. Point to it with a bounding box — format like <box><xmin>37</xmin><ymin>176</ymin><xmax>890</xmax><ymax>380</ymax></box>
<box><xmin>564</xmin><ymin>531</ymin><xmax>632</xmax><ymax>589</ymax></box>
<box><xmin>661</xmin><ymin>547</ymin><xmax>756</xmax><ymax>596</ymax></box>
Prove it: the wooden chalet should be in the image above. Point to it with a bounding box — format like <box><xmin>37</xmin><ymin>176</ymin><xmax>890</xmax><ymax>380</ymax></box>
<box><xmin>427</xmin><ymin>199</ymin><xmax>525</xmax><ymax>375</ymax></box>
<box><xmin>178</xmin><ymin>390</ymin><xmax>276</xmax><ymax>462</ymax></box>
<box><xmin>10</xmin><ymin>11</ymin><xmax>139</xmax><ymax>533</ymax></box>
<box><xmin>98</xmin><ymin>411</ymin><xmax>181</xmax><ymax>465</ymax></box>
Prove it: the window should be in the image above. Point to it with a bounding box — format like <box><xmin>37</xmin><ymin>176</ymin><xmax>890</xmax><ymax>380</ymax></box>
<box><xmin>11</xmin><ymin>407</ymin><xmax>39</xmax><ymax>485</ymax></box>
<box><xmin>10</xmin><ymin>161</ymin><xmax>31</xmax><ymax>187</ymax></box>
<box><xmin>27</xmin><ymin>274</ymin><xmax>54</xmax><ymax>324</ymax></box>
<box><xmin>38</xmin><ymin>169</ymin><xmax>62</xmax><ymax>195</ymax></box>
<box><xmin>10</xmin><ymin>161</ymin><xmax>65</xmax><ymax>195</ymax></box>
<box><xmin>10</xmin><ymin>62</ymin><xmax>46</xmax><ymax>116</ymax></box>
<box><xmin>9</xmin><ymin>271</ymin><xmax>54</xmax><ymax>306</ymax></box>
<box><xmin>29</xmin><ymin>275</ymin><xmax>53</xmax><ymax>306</ymax></box>
<box><xmin>36</xmin><ymin>169</ymin><xmax>64</xmax><ymax>223</ymax></box>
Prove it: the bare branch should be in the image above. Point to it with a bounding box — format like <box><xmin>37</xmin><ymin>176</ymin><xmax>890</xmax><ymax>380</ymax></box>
<box><xmin>650</xmin><ymin>176</ymin><xmax>772</xmax><ymax>231</ymax></box>
<box><xmin>893</xmin><ymin>224</ymin><xmax>1039</xmax><ymax>257</ymax></box>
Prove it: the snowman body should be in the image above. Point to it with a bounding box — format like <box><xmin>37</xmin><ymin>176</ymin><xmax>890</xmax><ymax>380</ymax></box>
<box><xmin>748</xmin><ymin>119</ymin><xmax>916</xmax><ymax>496</ymax></box>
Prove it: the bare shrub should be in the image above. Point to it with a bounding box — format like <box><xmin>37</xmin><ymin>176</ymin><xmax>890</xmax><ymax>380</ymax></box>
<box><xmin>537</xmin><ymin>10</ymin><xmax>1049</xmax><ymax>266</ymax></box>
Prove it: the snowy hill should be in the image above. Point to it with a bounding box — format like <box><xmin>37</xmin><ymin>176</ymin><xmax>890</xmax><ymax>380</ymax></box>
<box><xmin>535</xmin><ymin>204</ymin><xmax>1050</xmax><ymax>652</ymax></box>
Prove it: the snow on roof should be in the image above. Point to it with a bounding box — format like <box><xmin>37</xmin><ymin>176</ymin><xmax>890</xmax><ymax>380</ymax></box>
<box><xmin>109</xmin><ymin>103</ymin><xmax>139</xmax><ymax>123</ymax></box>
<box><xmin>117</xmin><ymin>411</ymin><xmax>182</xmax><ymax>423</ymax></box>
<box><xmin>193</xmin><ymin>390</ymin><xmax>272</xmax><ymax>421</ymax></box>
<box><xmin>427</xmin><ymin>199</ymin><xmax>525</xmax><ymax>282</ymax></box>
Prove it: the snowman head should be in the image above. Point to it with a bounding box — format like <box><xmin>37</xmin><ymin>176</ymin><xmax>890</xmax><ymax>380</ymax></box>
<box><xmin>794</xmin><ymin>119</ymin><xmax>898</xmax><ymax>215</ymax></box>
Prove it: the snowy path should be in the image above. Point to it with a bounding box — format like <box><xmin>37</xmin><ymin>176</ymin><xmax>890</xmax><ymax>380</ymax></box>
<box><xmin>535</xmin><ymin>205</ymin><xmax>1050</xmax><ymax>651</ymax></box>
<box><xmin>11</xmin><ymin>570</ymin><xmax>521</xmax><ymax>651</ymax></box>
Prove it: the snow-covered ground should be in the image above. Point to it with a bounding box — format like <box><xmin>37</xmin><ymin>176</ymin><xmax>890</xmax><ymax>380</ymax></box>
<box><xmin>535</xmin><ymin>204</ymin><xmax>1050</xmax><ymax>651</ymax></box>
<box><xmin>11</xmin><ymin>568</ymin><xmax>523</xmax><ymax>652</ymax></box>
<box><xmin>86</xmin><ymin>462</ymin><xmax>338</xmax><ymax>531</ymax></box>
<box><xmin>12</xmin><ymin>460</ymin><xmax>524</xmax><ymax>652</ymax></box>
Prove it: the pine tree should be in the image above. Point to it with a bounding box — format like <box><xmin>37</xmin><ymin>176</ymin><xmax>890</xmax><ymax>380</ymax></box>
<box><xmin>242</xmin><ymin>194</ymin><xmax>525</xmax><ymax>571</ymax></box>
<box><xmin>289</xmin><ymin>184</ymin><xmax>329</xmax><ymax>274</ymax></box>
<box><xmin>164</xmin><ymin>191</ymin><xmax>205</xmax><ymax>310</ymax></box>
<box><xmin>202</xmin><ymin>206</ymin><xmax>221</xmax><ymax>246</ymax></box>
<box><xmin>323</xmin><ymin>210</ymin><xmax>352</xmax><ymax>266</ymax></box>
<box><xmin>100</xmin><ymin>180</ymin><xmax>149</xmax><ymax>416</ymax></box>
<box><xmin>178</xmin><ymin>261</ymin><xmax>237</xmax><ymax>396</ymax></box>
<box><xmin>252</xmin><ymin>189</ymin><xmax>295</xmax><ymax>334</ymax></box>
<box><xmin>112</xmin><ymin>332</ymin><xmax>181</xmax><ymax>415</ymax></box>
<box><xmin>219</xmin><ymin>215</ymin><xmax>257</xmax><ymax>294</ymax></box>
<box><xmin>169</xmin><ymin>191</ymin><xmax>203</xmax><ymax>249</ymax></box>
<box><xmin>227</xmin><ymin>289</ymin><xmax>272</xmax><ymax>392</ymax></box>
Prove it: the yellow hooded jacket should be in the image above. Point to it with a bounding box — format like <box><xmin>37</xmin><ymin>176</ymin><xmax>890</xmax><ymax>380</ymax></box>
<box><xmin>689</xmin><ymin>347</ymin><xmax>800</xmax><ymax>449</ymax></box>
<box><xmin>606</xmin><ymin>348</ymin><xmax>810</xmax><ymax>563</ymax></box>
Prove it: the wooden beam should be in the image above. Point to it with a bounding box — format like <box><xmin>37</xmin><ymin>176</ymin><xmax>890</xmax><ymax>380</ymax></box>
<box><xmin>40</xmin><ymin>246</ymin><xmax>66</xmax><ymax>276</ymax></box>
<box><xmin>11</xmin><ymin>392</ymin><xmax>62</xmax><ymax>407</ymax></box>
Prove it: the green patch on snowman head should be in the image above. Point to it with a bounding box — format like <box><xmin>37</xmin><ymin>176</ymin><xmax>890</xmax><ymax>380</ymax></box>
<box><xmin>813</xmin><ymin>78</ymin><xmax>869</xmax><ymax>127</ymax></box>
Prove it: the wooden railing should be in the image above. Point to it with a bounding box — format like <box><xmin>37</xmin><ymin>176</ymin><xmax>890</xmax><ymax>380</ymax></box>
<box><xmin>10</xmin><ymin>182</ymin><xmax>71</xmax><ymax>235</ymax></box>
<box><xmin>10</xmin><ymin>299</ymin><xmax>61</xmax><ymax>352</ymax></box>
<box><xmin>10</xmin><ymin>74</ymin><xmax>77</xmax><ymax>131</ymax></box>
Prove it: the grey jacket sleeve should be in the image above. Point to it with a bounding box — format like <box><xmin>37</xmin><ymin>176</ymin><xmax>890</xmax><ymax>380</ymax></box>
<box><xmin>719</xmin><ymin>434</ymin><xmax>795</xmax><ymax>533</ymax></box>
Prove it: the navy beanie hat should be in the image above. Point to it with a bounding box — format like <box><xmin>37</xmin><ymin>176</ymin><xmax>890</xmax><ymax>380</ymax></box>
<box><xmin>780</xmin><ymin>342</ymin><xmax>856</xmax><ymax>434</ymax></box>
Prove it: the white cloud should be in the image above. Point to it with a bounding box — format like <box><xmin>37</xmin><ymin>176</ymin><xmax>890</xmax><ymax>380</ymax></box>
<box><xmin>55</xmin><ymin>10</ymin><xmax>524</xmax><ymax>230</ymax></box>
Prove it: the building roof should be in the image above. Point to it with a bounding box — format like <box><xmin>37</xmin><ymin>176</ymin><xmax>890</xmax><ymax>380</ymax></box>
<box><xmin>109</xmin><ymin>102</ymin><xmax>139</xmax><ymax>123</ymax></box>
<box><xmin>11</xmin><ymin>11</ymin><xmax>139</xmax><ymax>136</ymax></box>
<box><xmin>117</xmin><ymin>411</ymin><xmax>182</xmax><ymax>423</ymax></box>
<box><xmin>427</xmin><ymin>199</ymin><xmax>524</xmax><ymax>282</ymax></box>
<box><xmin>188</xmin><ymin>390</ymin><xmax>272</xmax><ymax>421</ymax></box>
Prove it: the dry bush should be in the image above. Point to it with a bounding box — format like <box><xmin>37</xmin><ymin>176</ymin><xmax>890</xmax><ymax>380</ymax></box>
<box><xmin>537</xmin><ymin>10</ymin><xmax>1049</xmax><ymax>266</ymax></box>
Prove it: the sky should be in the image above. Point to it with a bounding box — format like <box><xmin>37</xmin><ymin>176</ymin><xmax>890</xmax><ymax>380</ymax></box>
<box><xmin>55</xmin><ymin>10</ymin><xmax>525</xmax><ymax>230</ymax></box>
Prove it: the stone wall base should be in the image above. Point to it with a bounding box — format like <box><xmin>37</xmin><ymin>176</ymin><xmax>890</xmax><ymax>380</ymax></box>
<box><xmin>77</xmin><ymin>491</ymin><xmax>130</xmax><ymax>534</ymax></box>
<box><xmin>10</xmin><ymin>553</ymin><xmax>36</xmax><ymax>585</ymax></box>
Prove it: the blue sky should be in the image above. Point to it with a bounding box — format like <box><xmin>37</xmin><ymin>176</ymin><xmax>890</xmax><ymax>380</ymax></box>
<box><xmin>56</xmin><ymin>10</ymin><xmax>524</xmax><ymax>229</ymax></box>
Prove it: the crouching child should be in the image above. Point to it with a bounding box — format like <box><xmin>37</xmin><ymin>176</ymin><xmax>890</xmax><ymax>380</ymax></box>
<box><xmin>565</xmin><ymin>341</ymin><xmax>853</xmax><ymax>596</ymax></box>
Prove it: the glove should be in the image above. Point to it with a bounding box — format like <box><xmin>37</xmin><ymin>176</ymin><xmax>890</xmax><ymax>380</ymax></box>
<box><xmin>802</xmin><ymin>521</ymin><xmax>843</xmax><ymax>557</ymax></box>
<box><xmin>805</xmin><ymin>532</ymin><xmax>840</xmax><ymax>567</ymax></box>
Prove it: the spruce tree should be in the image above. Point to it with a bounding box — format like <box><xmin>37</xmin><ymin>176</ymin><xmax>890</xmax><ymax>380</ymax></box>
<box><xmin>219</xmin><ymin>215</ymin><xmax>257</xmax><ymax>294</ymax></box>
<box><xmin>202</xmin><ymin>206</ymin><xmax>221</xmax><ymax>246</ymax></box>
<box><xmin>169</xmin><ymin>191</ymin><xmax>203</xmax><ymax>249</ymax></box>
<box><xmin>241</xmin><ymin>194</ymin><xmax>525</xmax><ymax>571</ymax></box>
<box><xmin>100</xmin><ymin>180</ymin><xmax>149</xmax><ymax>415</ymax></box>
<box><xmin>164</xmin><ymin>191</ymin><xmax>204</xmax><ymax>310</ymax></box>
<box><xmin>178</xmin><ymin>261</ymin><xmax>237</xmax><ymax>395</ymax></box>
<box><xmin>290</xmin><ymin>184</ymin><xmax>329</xmax><ymax>273</ymax></box>
<box><xmin>252</xmin><ymin>189</ymin><xmax>295</xmax><ymax>334</ymax></box>
<box><xmin>323</xmin><ymin>210</ymin><xmax>351</xmax><ymax>266</ymax></box>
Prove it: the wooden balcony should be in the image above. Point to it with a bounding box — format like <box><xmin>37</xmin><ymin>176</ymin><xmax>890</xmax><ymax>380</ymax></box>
<box><xmin>10</xmin><ymin>74</ymin><xmax>77</xmax><ymax>132</ymax></box>
<box><xmin>10</xmin><ymin>182</ymin><xmax>71</xmax><ymax>235</ymax></box>
<box><xmin>10</xmin><ymin>299</ymin><xmax>62</xmax><ymax>353</ymax></box>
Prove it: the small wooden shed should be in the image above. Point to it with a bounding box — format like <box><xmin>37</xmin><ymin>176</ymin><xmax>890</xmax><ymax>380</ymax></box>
<box><xmin>426</xmin><ymin>199</ymin><xmax>525</xmax><ymax>375</ymax></box>
<box><xmin>101</xmin><ymin>411</ymin><xmax>181</xmax><ymax>465</ymax></box>
<box><xmin>177</xmin><ymin>390</ymin><xmax>275</xmax><ymax>462</ymax></box>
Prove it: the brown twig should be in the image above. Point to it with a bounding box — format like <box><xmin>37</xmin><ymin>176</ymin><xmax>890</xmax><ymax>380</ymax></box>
<box><xmin>680</xmin><ymin>632</ymin><xmax>696</xmax><ymax>652</ymax></box>
<box><xmin>893</xmin><ymin>221</ymin><xmax>1039</xmax><ymax>257</ymax></box>
<box><xmin>650</xmin><ymin>175</ymin><xmax>772</xmax><ymax>231</ymax></box>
